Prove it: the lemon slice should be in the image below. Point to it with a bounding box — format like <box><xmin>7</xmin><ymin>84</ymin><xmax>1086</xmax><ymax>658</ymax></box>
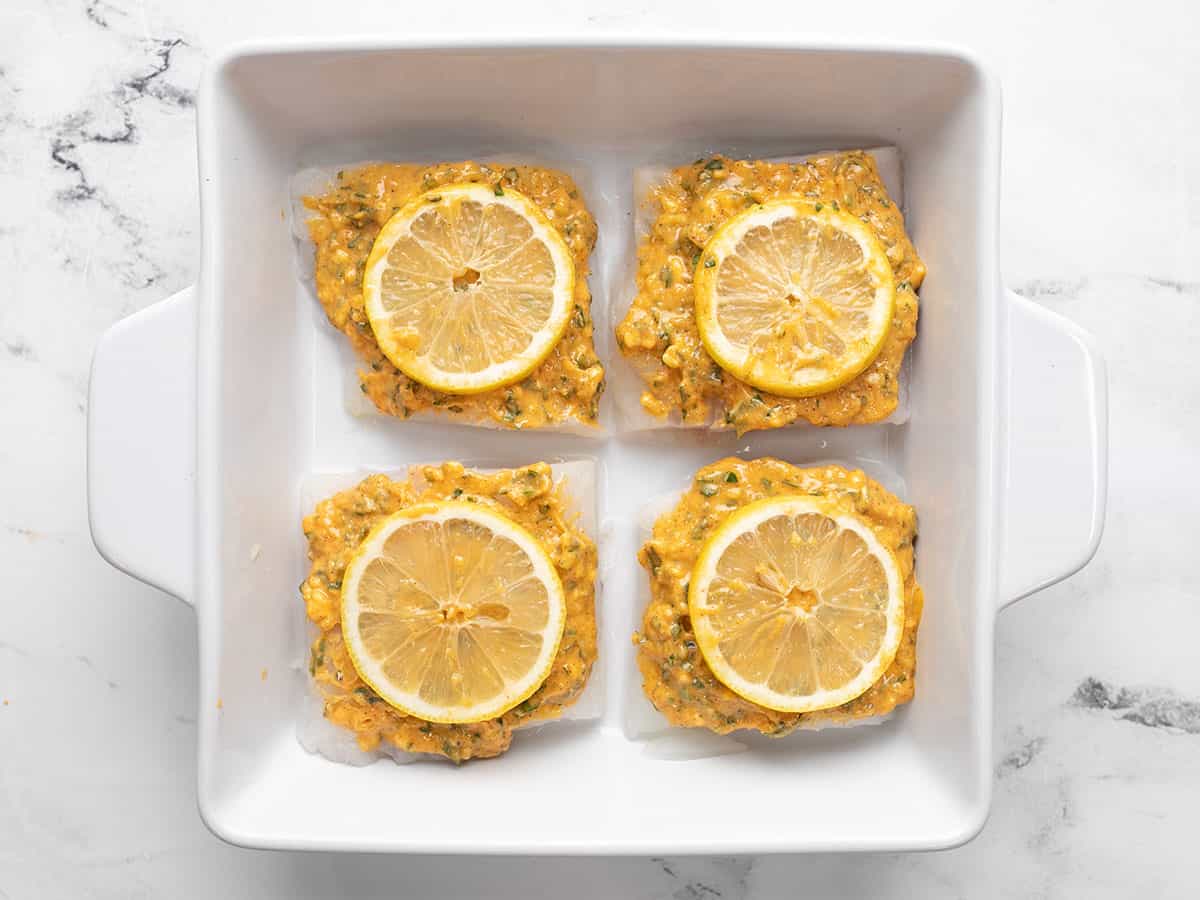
<box><xmin>362</xmin><ymin>182</ymin><xmax>575</xmax><ymax>395</ymax></box>
<box><xmin>694</xmin><ymin>199</ymin><xmax>896</xmax><ymax>398</ymax></box>
<box><xmin>340</xmin><ymin>501</ymin><xmax>566</xmax><ymax>723</ymax></box>
<box><xmin>689</xmin><ymin>495</ymin><xmax>905</xmax><ymax>713</ymax></box>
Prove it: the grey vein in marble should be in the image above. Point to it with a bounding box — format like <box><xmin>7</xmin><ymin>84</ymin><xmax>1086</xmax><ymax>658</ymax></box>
<box><xmin>676</xmin><ymin>883</ymin><xmax>724</xmax><ymax>899</ymax></box>
<box><xmin>1016</xmin><ymin>272</ymin><xmax>1200</xmax><ymax>301</ymax></box>
<box><xmin>45</xmin><ymin>17</ymin><xmax>197</xmax><ymax>290</ymax></box>
<box><xmin>1013</xmin><ymin>276</ymin><xmax>1091</xmax><ymax>299</ymax></box>
<box><xmin>1072</xmin><ymin>677</ymin><xmax>1200</xmax><ymax>734</ymax></box>
<box><xmin>0</xmin><ymin>640</ymin><xmax>31</xmax><ymax>658</ymax></box>
<box><xmin>1145</xmin><ymin>275</ymin><xmax>1200</xmax><ymax>295</ymax></box>
<box><xmin>997</xmin><ymin>736</ymin><xmax>1046</xmax><ymax>777</ymax></box>
<box><xmin>49</xmin><ymin>34</ymin><xmax>195</xmax><ymax>201</ymax></box>
<box><xmin>75</xmin><ymin>655</ymin><xmax>120</xmax><ymax>690</ymax></box>
<box><xmin>652</xmin><ymin>857</ymin><xmax>755</xmax><ymax>900</ymax></box>
<box><xmin>2</xmin><ymin>338</ymin><xmax>34</xmax><ymax>360</ymax></box>
<box><xmin>1027</xmin><ymin>776</ymin><xmax>1074</xmax><ymax>854</ymax></box>
<box><xmin>85</xmin><ymin>0</ymin><xmax>121</xmax><ymax>29</ymax></box>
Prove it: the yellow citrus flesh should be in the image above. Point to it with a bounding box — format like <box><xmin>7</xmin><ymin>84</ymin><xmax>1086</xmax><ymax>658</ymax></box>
<box><xmin>694</xmin><ymin>199</ymin><xmax>896</xmax><ymax>398</ymax></box>
<box><xmin>340</xmin><ymin>501</ymin><xmax>566</xmax><ymax>724</ymax></box>
<box><xmin>362</xmin><ymin>182</ymin><xmax>575</xmax><ymax>394</ymax></box>
<box><xmin>689</xmin><ymin>495</ymin><xmax>905</xmax><ymax>714</ymax></box>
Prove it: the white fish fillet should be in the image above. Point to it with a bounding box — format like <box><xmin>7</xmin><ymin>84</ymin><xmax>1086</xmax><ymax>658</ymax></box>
<box><xmin>289</xmin><ymin>161</ymin><xmax>606</xmax><ymax>436</ymax></box>
<box><xmin>295</xmin><ymin>459</ymin><xmax>603</xmax><ymax>766</ymax></box>
<box><xmin>624</xmin><ymin>459</ymin><xmax>906</xmax><ymax>758</ymax></box>
<box><xmin>611</xmin><ymin>147</ymin><xmax>911</xmax><ymax>434</ymax></box>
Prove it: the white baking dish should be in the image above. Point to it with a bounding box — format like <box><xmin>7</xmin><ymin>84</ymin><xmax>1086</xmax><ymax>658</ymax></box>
<box><xmin>86</xmin><ymin>38</ymin><xmax>1107</xmax><ymax>854</ymax></box>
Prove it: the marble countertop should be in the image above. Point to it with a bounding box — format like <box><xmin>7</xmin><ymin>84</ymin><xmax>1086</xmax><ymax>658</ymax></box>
<box><xmin>1</xmin><ymin>0</ymin><xmax>1196</xmax><ymax>896</ymax></box>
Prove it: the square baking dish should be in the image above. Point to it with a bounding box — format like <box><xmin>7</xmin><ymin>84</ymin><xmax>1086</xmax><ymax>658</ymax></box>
<box><xmin>87</xmin><ymin>39</ymin><xmax>1107</xmax><ymax>854</ymax></box>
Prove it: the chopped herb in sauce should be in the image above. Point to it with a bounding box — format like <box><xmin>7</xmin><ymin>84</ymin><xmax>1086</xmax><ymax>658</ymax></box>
<box><xmin>502</xmin><ymin>390</ymin><xmax>521</xmax><ymax>422</ymax></box>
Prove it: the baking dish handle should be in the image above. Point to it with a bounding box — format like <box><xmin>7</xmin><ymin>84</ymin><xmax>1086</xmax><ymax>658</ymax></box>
<box><xmin>88</xmin><ymin>286</ymin><xmax>196</xmax><ymax>605</ymax></box>
<box><xmin>999</xmin><ymin>290</ymin><xmax>1107</xmax><ymax>609</ymax></box>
